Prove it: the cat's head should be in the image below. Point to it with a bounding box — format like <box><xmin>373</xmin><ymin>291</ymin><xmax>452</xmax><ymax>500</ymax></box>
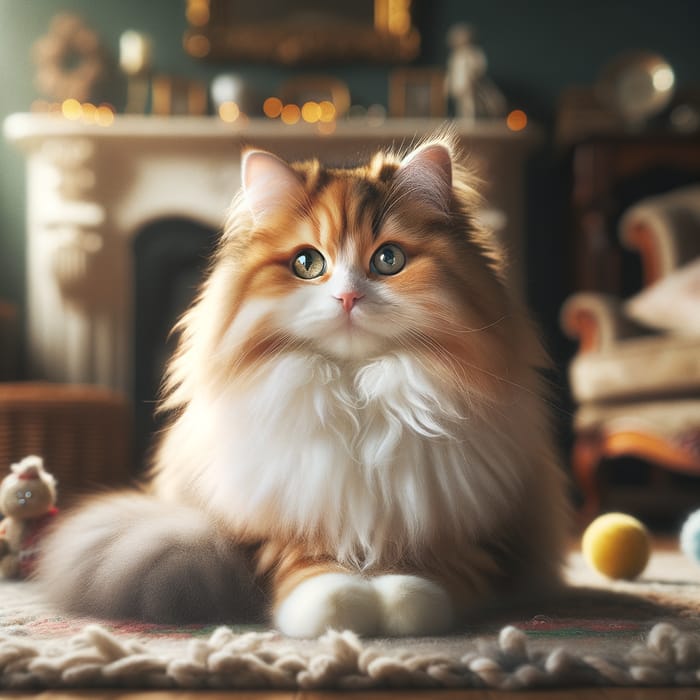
<box><xmin>168</xmin><ymin>137</ymin><xmax>540</xmax><ymax>402</ymax></box>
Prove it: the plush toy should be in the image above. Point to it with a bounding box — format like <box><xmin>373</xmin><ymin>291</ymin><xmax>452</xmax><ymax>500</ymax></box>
<box><xmin>680</xmin><ymin>509</ymin><xmax>700</xmax><ymax>565</ymax></box>
<box><xmin>582</xmin><ymin>512</ymin><xmax>651</xmax><ymax>580</ymax></box>
<box><xmin>0</xmin><ymin>456</ymin><xmax>58</xmax><ymax>579</ymax></box>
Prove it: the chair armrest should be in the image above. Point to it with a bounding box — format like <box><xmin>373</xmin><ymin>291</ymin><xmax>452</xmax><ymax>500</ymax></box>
<box><xmin>560</xmin><ymin>292</ymin><xmax>645</xmax><ymax>353</ymax></box>
<box><xmin>620</xmin><ymin>185</ymin><xmax>700</xmax><ymax>286</ymax></box>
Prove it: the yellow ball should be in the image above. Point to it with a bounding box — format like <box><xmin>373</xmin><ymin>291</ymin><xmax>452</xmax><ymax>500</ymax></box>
<box><xmin>582</xmin><ymin>513</ymin><xmax>651</xmax><ymax>580</ymax></box>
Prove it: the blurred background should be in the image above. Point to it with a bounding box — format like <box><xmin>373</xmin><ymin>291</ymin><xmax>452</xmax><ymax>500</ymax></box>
<box><xmin>0</xmin><ymin>0</ymin><xmax>699</xmax><ymax>526</ymax></box>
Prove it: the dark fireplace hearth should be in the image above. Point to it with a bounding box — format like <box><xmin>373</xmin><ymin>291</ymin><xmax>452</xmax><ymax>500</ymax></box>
<box><xmin>133</xmin><ymin>218</ymin><xmax>218</xmax><ymax>468</ymax></box>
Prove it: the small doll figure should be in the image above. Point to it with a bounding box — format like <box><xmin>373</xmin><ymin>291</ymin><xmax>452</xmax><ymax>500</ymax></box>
<box><xmin>446</xmin><ymin>23</ymin><xmax>507</xmax><ymax>121</ymax></box>
<box><xmin>0</xmin><ymin>456</ymin><xmax>58</xmax><ymax>579</ymax></box>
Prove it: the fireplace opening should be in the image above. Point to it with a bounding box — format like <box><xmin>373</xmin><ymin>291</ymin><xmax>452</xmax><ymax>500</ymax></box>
<box><xmin>133</xmin><ymin>218</ymin><xmax>219</xmax><ymax>469</ymax></box>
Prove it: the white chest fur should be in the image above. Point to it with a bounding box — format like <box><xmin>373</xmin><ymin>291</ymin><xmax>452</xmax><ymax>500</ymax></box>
<box><xmin>186</xmin><ymin>352</ymin><xmax>529</xmax><ymax>566</ymax></box>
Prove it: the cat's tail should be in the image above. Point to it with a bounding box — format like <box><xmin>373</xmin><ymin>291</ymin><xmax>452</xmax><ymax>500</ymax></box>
<box><xmin>36</xmin><ymin>491</ymin><xmax>266</xmax><ymax>624</ymax></box>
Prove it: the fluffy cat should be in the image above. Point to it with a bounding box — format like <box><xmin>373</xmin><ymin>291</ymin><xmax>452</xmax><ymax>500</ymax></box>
<box><xmin>38</xmin><ymin>136</ymin><xmax>570</xmax><ymax>637</ymax></box>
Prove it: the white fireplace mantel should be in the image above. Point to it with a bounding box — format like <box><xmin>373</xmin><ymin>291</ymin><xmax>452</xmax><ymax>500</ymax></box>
<box><xmin>4</xmin><ymin>113</ymin><xmax>540</xmax><ymax>395</ymax></box>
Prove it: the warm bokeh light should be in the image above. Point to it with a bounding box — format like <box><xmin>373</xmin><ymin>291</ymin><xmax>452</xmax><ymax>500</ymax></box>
<box><xmin>263</xmin><ymin>97</ymin><xmax>283</xmax><ymax>118</ymax></box>
<box><xmin>61</xmin><ymin>98</ymin><xmax>82</xmax><ymax>120</ymax></box>
<box><xmin>186</xmin><ymin>0</ymin><xmax>210</xmax><ymax>26</ymax></box>
<box><xmin>506</xmin><ymin>109</ymin><xmax>528</xmax><ymax>131</ymax></box>
<box><xmin>318</xmin><ymin>101</ymin><xmax>336</xmax><ymax>123</ymax></box>
<box><xmin>218</xmin><ymin>101</ymin><xmax>240</xmax><ymax>122</ymax></box>
<box><xmin>280</xmin><ymin>104</ymin><xmax>301</xmax><ymax>125</ymax></box>
<box><xmin>95</xmin><ymin>104</ymin><xmax>115</xmax><ymax>127</ymax></box>
<box><xmin>377</xmin><ymin>0</ymin><xmax>411</xmax><ymax>35</ymax></box>
<box><xmin>301</xmin><ymin>101</ymin><xmax>322</xmax><ymax>123</ymax></box>
<box><xmin>388</xmin><ymin>5</ymin><xmax>411</xmax><ymax>35</ymax></box>
<box><xmin>185</xmin><ymin>34</ymin><xmax>210</xmax><ymax>58</ymax></box>
<box><xmin>59</xmin><ymin>100</ymin><xmax>114</xmax><ymax>125</ymax></box>
<box><xmin>81</xmin><ymin>103</ymin><xmax>97</xmax><ymax>123</ymax></box>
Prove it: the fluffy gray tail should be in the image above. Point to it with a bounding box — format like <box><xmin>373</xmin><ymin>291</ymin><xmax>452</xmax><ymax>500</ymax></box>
<box><xmin>36</xmin><ymin>491</ymin><xmax>266</xmax><ymax>624</ymax></box>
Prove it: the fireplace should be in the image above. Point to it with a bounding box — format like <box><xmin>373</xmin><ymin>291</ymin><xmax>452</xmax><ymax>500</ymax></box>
<box><xmin>5</xmin><ymin>114</ymin><xmax>540</xmax><ymax>466</ymax></box>
<box><xmin>133</xmin><ymin>217</ymin><xmax>218</xmax><ymax>464</ymax></box>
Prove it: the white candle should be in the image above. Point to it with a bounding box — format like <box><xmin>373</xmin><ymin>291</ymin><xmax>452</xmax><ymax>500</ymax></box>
<box><xmin>119</xmin><ymin>30</ymin><xmax>152</xmax><ymax>76</ymax></box>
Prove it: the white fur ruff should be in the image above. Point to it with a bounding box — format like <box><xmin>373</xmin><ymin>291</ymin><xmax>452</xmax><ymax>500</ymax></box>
<box><xmin>164</xmin><ymin>350</ymin><xmax>538</xmax><ymax>569</ymax></box>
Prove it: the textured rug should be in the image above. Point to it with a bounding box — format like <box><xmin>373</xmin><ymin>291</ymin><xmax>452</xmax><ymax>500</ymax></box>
<box><xmin>2</xmin><ymin>545</ymin><xmax>700</xmax><ymax>691</ymax></box>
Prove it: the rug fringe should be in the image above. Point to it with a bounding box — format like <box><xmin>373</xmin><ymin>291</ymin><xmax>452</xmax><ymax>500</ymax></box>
<box><xmin>1</xmin><ymin>622</ymin><xmax>700</xmax><ymax>689</ymax></box>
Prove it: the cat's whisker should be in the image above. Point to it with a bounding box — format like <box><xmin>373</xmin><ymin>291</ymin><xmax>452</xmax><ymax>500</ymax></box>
<box><xmin>394</xmin><ymin>319</ymin><xmax>571</xmax><ymax>420</ymax></box>
<box><xmin>398</xmin><ymin>311</ymin><xmax>508</xmax><ymax>338</ymax></box>
<box><xmin>398</xmin><ymin>326</ymin><xmax>553</xmax><ymax>417</ymax></box>
<box><xmin>456</xmin><ymin>357</ymin><xmax>574</xmax><ymax>419</ymax></box>
<box><xmin>382</xmin><ymin>310</ymin><xmax>505</xmax><ymax>355</ymax></box>
<box><xmin>399</xmin><ymin>328</ymin><xmax>472</xmax><ymax>390</ymax></box>
<box><xmin>445</xmin><ymin>314</ymin><xmax>509</xmax><ymax>335</ymax></box>
<box><xmin>227</xmin><ymin>327</ymin><xmax>296</xmax><ymax>377</ymax></box>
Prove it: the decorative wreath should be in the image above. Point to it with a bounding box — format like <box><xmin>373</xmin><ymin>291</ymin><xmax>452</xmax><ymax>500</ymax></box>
<box><xmin>32</xmin><ymin>13</ymin><xmax>105</xmax><ymax>102</ymax></box>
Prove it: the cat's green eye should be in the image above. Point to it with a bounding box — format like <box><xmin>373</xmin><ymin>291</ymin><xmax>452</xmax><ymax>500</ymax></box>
<box><xmin>371</xmin><ymin>243</ymin><xmax>406</xmax><ymax>276</ymax></box>
<box><xmin>292</xmin><ymin>248</ymin><xmax>326</xmax><ymax>279</ymax></box>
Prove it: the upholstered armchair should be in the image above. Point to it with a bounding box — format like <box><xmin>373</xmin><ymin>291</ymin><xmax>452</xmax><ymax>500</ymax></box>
<box><xmin>561</xmin><ymin>185</ymin><xmax>700</xmax><ymax>521</ymax></box>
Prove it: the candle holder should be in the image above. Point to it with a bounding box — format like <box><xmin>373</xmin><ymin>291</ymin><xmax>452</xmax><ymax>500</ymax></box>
<box><xmin>119</xmin><ymin>30</ymin><xmax>152</xmax><ymax>114</ymax></box>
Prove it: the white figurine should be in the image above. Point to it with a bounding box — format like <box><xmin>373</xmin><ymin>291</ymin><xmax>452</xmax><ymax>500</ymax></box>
<box><xmin>446</xmin><ymin>24</ymin><xmax>487</xmax><ymax>121</ymax></box>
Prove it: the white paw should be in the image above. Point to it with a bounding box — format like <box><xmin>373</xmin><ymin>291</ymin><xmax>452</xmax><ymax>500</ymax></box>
<box><xmin>274</xmin><ymin>573</ymin><xmax>381</xmax><ymax>638</ymax></box>
<box><xmin>371</xmin><ymin>575</ymin><xmax>453</xmax><ymax>636</ymax></box>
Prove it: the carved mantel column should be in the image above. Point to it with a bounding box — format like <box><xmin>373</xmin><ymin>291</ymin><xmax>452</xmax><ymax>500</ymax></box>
<box><xmin>26</xmin><ymin>135</ymin><xmax>131</xmax><ymax>388</ymax></box>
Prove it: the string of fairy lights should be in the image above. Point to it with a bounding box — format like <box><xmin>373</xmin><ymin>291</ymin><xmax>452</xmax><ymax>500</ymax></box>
<box><xmin>32</xmin><ymin>98</ymin><xmax>116</xmax><ymax>126</ymax></box>
<box><xmin>30</xmin><ymin>97</ymin><xmax>528</xmax><ymax>134</ymax></box>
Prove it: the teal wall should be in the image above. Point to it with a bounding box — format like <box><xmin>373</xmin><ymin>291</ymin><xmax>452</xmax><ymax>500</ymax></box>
<box><xmin>1</xmin><ymin>0</ymin><xmax>699</xmax><ymax>315</ymax></box>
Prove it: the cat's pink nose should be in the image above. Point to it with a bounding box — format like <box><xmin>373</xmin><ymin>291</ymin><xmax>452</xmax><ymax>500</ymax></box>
<box><xmin>334</xmin><ymin>291</ymin><xmax>364</xmax><ymax>313</ymax></box>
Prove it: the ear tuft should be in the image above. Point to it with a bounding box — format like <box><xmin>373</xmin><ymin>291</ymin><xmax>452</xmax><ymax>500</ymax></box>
<box><xmin>394</xmin><ymin>143</ymin><xmax>454</xmax><ymax>216</ymax></box>
<box><xmin>241</xmin><ymin>150</ymin><xmax>307</xmax><ymax>222</ymax></box>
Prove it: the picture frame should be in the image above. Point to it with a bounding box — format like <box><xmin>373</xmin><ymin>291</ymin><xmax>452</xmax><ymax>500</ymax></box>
<box><xmin>184</xmin><ymin>0</ymin><xmax>420</xmax><ymax>65</ymax></box>
<box><xmin>389</xmin><ymin>68</ymin><xmax>446</xmax><ymax>118</ymax></box>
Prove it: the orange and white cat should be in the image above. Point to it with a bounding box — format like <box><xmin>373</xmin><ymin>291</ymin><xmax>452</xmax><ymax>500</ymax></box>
<box><xmin>38</xmin><ymin>136</ymin><xmax>570</xmax><ymax>637</ymax></box>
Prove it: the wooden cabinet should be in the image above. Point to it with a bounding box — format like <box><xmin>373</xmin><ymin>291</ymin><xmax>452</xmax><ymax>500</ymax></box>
<box><xmin>566</xmin><ymin>133</ymin><xmax>700</xmax><ymax>296</ymax></box>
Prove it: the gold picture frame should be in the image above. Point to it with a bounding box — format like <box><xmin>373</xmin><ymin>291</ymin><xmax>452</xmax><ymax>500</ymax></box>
<box><xmin>184</xmin><ymin>0</ymin><xmax>420</xmax><ymax>65</ymax></box>
<box><xmin>389</xmin><ymin>68</ymin><xmax>446</xmax><ymax>118</ymax></box>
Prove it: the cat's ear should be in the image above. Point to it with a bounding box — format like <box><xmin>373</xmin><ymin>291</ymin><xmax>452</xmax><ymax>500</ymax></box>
<box><xmin>241</xmin><ymin>150</ymin><xmax>307</xmax><ymax>222</ymax></box>
<box><xmin>394</xmin><ymin>143</ymin><xmax>453</xmax><ymax>216</ymax></box>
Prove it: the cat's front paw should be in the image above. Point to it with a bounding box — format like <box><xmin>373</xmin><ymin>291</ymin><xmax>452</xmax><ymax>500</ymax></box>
<box><xmin>275</xmin><ymin>572</ymin><xmax>381</xmax><ymax>638</ymax></box>
<box><xmin>372</xmin><ymin>575</ymin><xmax>453</xmax><ymax>636</ymax></box>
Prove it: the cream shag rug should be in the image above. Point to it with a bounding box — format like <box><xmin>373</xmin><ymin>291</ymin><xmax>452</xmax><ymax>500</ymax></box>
<box><xmin>2</xmin><ymin>547</ymin><xmax>700</xmax><ymax>691</ymax></box>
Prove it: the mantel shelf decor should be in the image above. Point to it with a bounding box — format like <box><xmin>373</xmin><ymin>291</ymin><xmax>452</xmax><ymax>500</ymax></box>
<box><xmin>4</xmin><ymin>114</ymin><xmax>540</xmax><ymax>395</ymax></box>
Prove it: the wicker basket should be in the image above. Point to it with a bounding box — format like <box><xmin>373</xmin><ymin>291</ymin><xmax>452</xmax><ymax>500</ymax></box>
<box><xmin>0</xmin><ymin>383</ymin><xmax>133</xmax><ymax>506</ymax></box>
